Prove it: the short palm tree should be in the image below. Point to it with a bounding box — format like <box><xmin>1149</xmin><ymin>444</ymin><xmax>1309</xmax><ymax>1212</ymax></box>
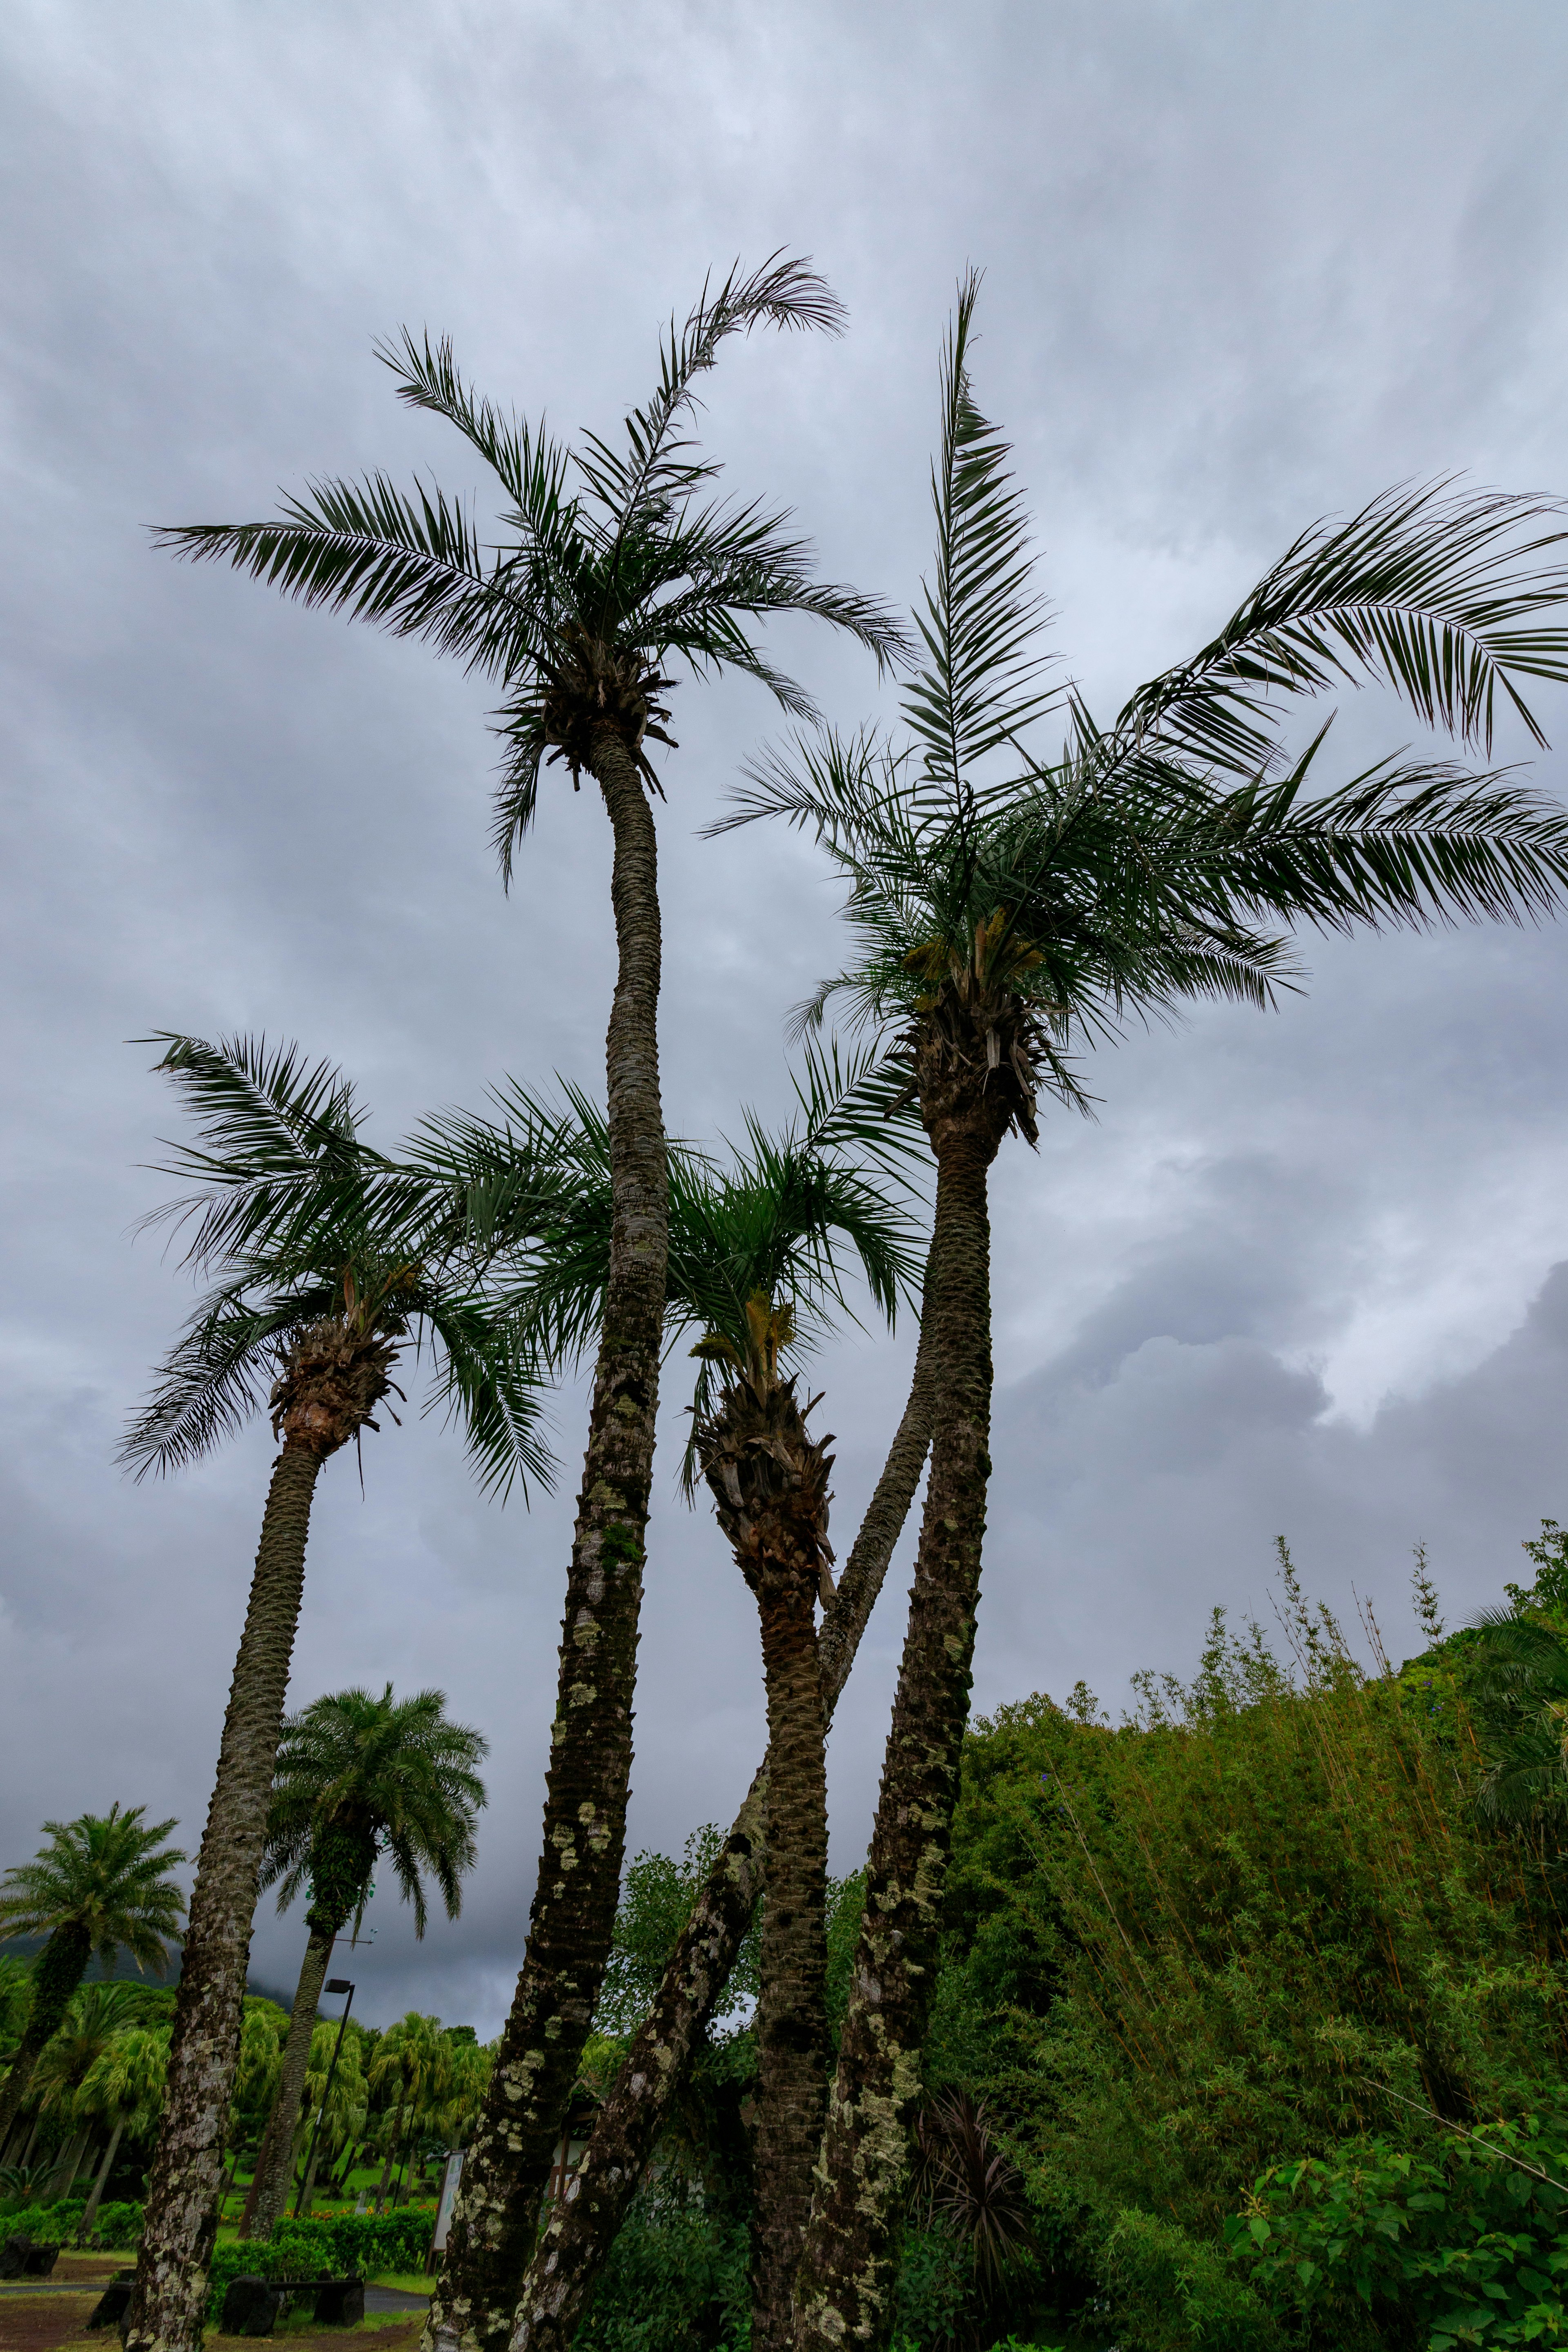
<box><xmin>151</xmin><ymin>258</ymin><xmax>908</xmax><ymax>2352</ymax></box>
<box><xmin>28</xmin><ymin>1983</ymin><xmax>148</xmax><ymax>2195</ymax></box>
<box><xmin>121</xmin><ymin>1036</ymin><xmax>547</xmax><ymax>2352</ymax></box>
<box><xmin>425</xmin><ymin>1054</ymin><xmax>922</xmax><ymax>2352</ymax></box>
<box><xmin>241</xmin><ymin>1684</ymin><xmax>488</xmax><ymax>2239</ymax></box>
<box><xmin>74</xmin><ymin>2025</ymin><xmax>171</xmax><ymax>2236</ymax></box>
<box><xmin>728</xmin><ymin>277</ymin><xmax>1568</xmax><ymax>2348</ymax></box>
<box><xmin>0</xmin><ymin>1809</ymin><xmax>184</xmax><ymax>2143</ymax></box>
<box><xmin>292</xmin><ymin>2016</ymin><xmax>369</xmax><ymax>2215</ymax></box>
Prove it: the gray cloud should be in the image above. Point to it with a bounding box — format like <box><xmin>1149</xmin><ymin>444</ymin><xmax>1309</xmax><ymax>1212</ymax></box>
<box><xmin>4</xmin><ymin>0</ymin><xmax>1568</xmax><ymax>2031</ymax></box>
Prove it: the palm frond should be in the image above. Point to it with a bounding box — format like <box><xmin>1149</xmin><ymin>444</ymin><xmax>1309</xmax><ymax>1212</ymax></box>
<box><xmin>1111</xmin><ymin>479</ymin><xmax>1568</xmax><ymax>773</ymax></box>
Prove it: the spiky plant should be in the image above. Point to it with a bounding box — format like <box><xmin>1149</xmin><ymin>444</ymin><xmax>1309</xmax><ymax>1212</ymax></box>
<box><xmin>146</xmin><ymin>258</ymin><xmax>907</xmax><ymax>2352</ymax></box>
<box><xmin>120</xmin><ymin>1036</ymin><xmax>547</xmax><ymax>2352</ymax></box>
<box><xmin>724</xmin><ymin>274</ymin><xmax>1568</xmax><ymax>2350</ymax></box>
<box><xmin>241</xmin><ymin>1685</ymin><xmax>488</xmax><ymax>2240</ymax></box>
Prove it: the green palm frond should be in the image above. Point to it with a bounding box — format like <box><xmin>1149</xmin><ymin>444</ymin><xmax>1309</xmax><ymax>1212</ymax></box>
<box><xmin>125</xmin><ymin>1036</ymin><xmax>557</xmax><ymax>1496</ymax></box>
<box><xmin>902</xmin><ymin>268</ymin><xmax>1061</xmax><ymax>812</ymax></box>
<box><xmin>1109</xmin><ymin>479</ymin><xmax>1568</xmax><ymax>773</ymax></box>
<box><xmin>0</xmin><ymin>1806</ymin><xmax>186</xmax><ymax>1976</ymax></box>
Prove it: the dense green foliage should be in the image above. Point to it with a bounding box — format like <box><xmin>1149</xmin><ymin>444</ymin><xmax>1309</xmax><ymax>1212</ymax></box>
<box><xmin>204</xmin><ymin>2207</ymin><xmax>438</xmax><ymax>2314</ymax></box>
<box><xmin>580</xmin><ymin>1536</ymin><xmax>1568</xmax><ymax>2350</ymax></box>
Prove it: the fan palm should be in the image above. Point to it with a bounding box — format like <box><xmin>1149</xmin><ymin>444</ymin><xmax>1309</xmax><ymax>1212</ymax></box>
<box><xmin>151</xmin><ymin>258</ymin><xmax>907</xmax><ymax>2352</ymax></box>
<box><xmin>726</xmin><ymin>277</ymin><xmax>1568</xmax><ymax>2348</ymax></box>
<box><xmin>0</xmin><ymin>1810</ymin><xmax>184</xmax><ymax>2143</ymax></box>
<box><xmin>423</xmin><ymin>1054</ymin><xmax>923</xmax><ymax>2352</ymax></box>
<box><xmin>75</xmin><ymin>2026</ymin><xmax>171</xmax><ymax>2237</ymax></box>
<box><xmin>121</xmin><ymin>1036</ymin><xmax>547</xmax><ymax>2352</ymax></box>
<box><xmin>241</xmin><ymin>1684</ymin><xmax>488</xmax><ymax>2240</ymax></box>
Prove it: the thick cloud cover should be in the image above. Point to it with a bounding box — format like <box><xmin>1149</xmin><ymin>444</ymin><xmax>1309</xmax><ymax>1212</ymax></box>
<box><xmin>4</xmin><ymin>0</ymin><xmax>1568</xmax><ymax>2030</ymax></box>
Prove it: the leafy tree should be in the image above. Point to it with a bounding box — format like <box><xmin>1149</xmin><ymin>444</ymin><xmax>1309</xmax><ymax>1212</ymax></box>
<box><xmin>369</xmin><ymin>2015</ymin><xmax>452</xmax><ymax>2213</ymax></box>
<box><xmin>241</xmin><ymin>1684</ymin><xmax>488</xmax><ymax>2238</ymax></box>
<box><xmin>75</xmin><ymin>2026</ymin><xmax>171</xmax><ymax>2238</ymax></box>
<box><xmin>292</xmin><ymin>2014</ymin><xmax>369</xmax><ymax>2216</ymax></box>
<box><xmin>0</xmin><ymin>1808</ymin><xmax>184</xmax><ymax>2144</ymax></box>
<box><xmin>151</xmin><ymin>258</ymin><xmax>907</xmax><ymax>2352</ymax></box>
<box><xmin>729</xmin><ymin>276</ymin><xmax>1568</xmax><ymax>2349</ymax></box>
<box><xmin>120</xmin><ymin>1035</ymin><xmax>547</xmax><ymax>2352</ymax></box>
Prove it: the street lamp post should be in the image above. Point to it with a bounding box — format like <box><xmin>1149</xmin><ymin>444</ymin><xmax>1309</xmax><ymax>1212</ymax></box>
<box><xmin>294</xmin><ymin>1977</ymin><xmax>355</xmax><ymax>2220</ymax></box>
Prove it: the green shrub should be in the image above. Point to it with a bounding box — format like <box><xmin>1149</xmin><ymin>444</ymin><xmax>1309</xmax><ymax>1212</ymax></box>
<box><xmin>1227</xmin><ymin>2120</ymin><xmax>1568</xmax><ymax>2350</ymax></box>
<box><xmin>205</xmin><ymin>2209</ymin><xmax>435</xmax><ymax>2319</ymax></box>
<box><xmin>574</xmin><ymin>2177</ymin><xmax>747</xmax><ymax>2351</ymax></box>
<box><xmin>1101</xmin><ymin>2209</ymin><xmax>1279</xmax><ymax>2351</ymax></box>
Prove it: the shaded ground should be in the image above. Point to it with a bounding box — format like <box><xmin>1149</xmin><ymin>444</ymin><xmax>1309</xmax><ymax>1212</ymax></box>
<box><xmin>0</xmin><ymin>2309</ymin><xmax>423</xmax><ymax>2352</ymax></box>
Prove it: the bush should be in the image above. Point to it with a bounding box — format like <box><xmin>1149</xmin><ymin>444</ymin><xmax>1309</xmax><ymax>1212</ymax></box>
<box><xmin>1227</xmin><ymin>2120</ymin><xmax>1568</xmax><ymax>2350</ymax></box>
<box><xmin>205</xmin><ymin>2209</ymin><xmax>435</xmax><ymax>2319</ymax></box>
<box><xmin>575</xmin><ymin>2177</ymin><xmax>747</xmax><ymax>2351</ymax></box>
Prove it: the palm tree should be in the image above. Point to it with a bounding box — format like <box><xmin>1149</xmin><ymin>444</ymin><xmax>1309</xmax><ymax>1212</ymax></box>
<box><xmin>292</xmin><ymin>2016</ymin><xmax>369</xmax><ymax>2216</ymax></box>
<box><xmin>0</xmin><ymin>1810</ymin><xmax>184</xmax><ymax>2144</ymax></box>
<box><xmin>510</xmin><ymin>1253</ymin><xmax>939</xmax><ymax>2352</ymax></box>
<box><xmin>241</xmin><ymin>1684</ymin><xmax>488</xmax><ymax>2239</ymax></box>
<box><xmin>369</xmin><ymin>2016</ymin><xmax>452</xmax><ymax>2214</ymax></box>
<box><xmin>121</xmin><ymin>1037</ymin><xmax>548</xmax><ymax>2352</ymax></box>
<box><xmin>27</xmin><ymin>1984</ymin><xmax>149</xmax><ymax>2196</ymax></box>
<box><xmin>421</xmin><ymin>1052</ymin><xmax>922</xmax><ymax>2351</ymax></box>
<box><xmin>728</xmin><ymin>277</ymin><xmax>1568</xmax><ymax>2348</ymax></box>
<box><xmin>152</xmin><ymin>262</ymin><xmax>907</xmax><ymax>2352</ymax></box>
<box><xmin>75</xmin><ymin>2027</ymin><xmax>171</xmax><ymax>2237</ymax></box>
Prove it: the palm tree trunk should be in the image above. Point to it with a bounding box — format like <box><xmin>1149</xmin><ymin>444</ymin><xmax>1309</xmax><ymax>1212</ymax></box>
<box><xmin>373</xmin><ymin>2100</ymin><xmax>405</xmax><ymax>2214</ymax></box>
<box><xmin>425</xmin><ymin>726</ymin><xmax>668</xmax><ymax>2352</ymax></box>
<box><xmin>793</xmin><ymin>1125</ymin><xmax>998</xmax><ymax>2352</ymax></box>
<box><xmin>749</xmin><ymin>1570</ymin><xmax>829</xmax><ymax>2352</ymax></box>
<box><xmin>0</xmin><ymin>1921</ymin><xmax>92</xmax><ymax>2141</ymax></box>
<box><xmin>46</xmin><ymin>2123</ymin><xmax>91</xmax><ymax>2198</ymax></box>
<box><xmin>82</xmin><ymin>2120</ymin><xmax>125</xmax><ymax>2236</ymax></box>
<box><xmin>510</xmin><ymin>1300</ymin><xmax>938</xmax><ymax>2352</ymax></box>
<box><xmin>124</xmin><ymin>1438</ymin><xmax>325</xmax><ymax>2352</ymax></box>
<box><xmin>241</xmin><ymin>1927</ymin><xmax>334</xmax><ymax>2238</ymax></box>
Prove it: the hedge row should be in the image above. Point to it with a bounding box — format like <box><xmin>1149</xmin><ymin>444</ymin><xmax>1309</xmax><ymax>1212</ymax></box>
<box><xmin>0</xmin><ymin>2200</ymin><xmax>145</xmax><ymax>2248</ymax></box>
<box><xmin>206</xmin><ymin>2210</ymin><xmax>435</xmax><ymax>2318</ymax></box>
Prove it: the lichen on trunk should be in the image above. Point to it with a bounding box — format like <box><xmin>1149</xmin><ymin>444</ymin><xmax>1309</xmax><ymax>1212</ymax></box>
<box><xmin>423</xmin><ymin>726</ymin><xmax>668</xmax><ymax>2352</ymax></box>
<box><xmin>793</xmin><ymin>1086</ymin><xmax>1006</xmax><ymax>2352</ymax></box>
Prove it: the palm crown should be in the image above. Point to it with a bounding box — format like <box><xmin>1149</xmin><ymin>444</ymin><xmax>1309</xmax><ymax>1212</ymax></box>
<box><xmin>121</xmin><ymin>1034</ymin><xmax>553</xmax><ymax>1498</ymax></box>
<box><xmin>0</xmin><ymin>1807</ymin><xmax>185</xmax><ymax>1976</ymax></box>
<box><xmin>721</xmin><ymin>273</ymin><xmax>1568</xmax><ymax>1144</ymax></box>
<box><xmin>261</xmin><ymin>1684</ymin><xmax>488</xmax><ymax>1940</ymax></box>
<box><xmin>152</xmin><ymin>255</ymin><xmax>910</xmax><ymax>877</ymax></box>
<box><xmin>405</xmin><ymin>1041</ymin><xmax>927</xmax><ymax>1475</ymax></box>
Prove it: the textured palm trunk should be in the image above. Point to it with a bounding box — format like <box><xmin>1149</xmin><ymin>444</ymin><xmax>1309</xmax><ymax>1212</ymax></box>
<box><xmin>123</xmin><ymin>1439</ymin><xmax>325</xmax><ymax>2352</ymax></box>
<box><xmin>241</xmin><ymin>1925</ymin><xmax>334</xmax><ymax>2238</ymax></box>
<box><xmin>793</xmin><ymin>1114</ymin><xmax>1001</xmax><ymax>2352</ymax></box>
<box><xmin>0</xmin><ymin>1920</ymin><xmax>92</xmax><ymax>2141</ymax></box>
<box><xmin>425</xmin><ymin>725</ymin><xmax>668</xmax><ymax>2352</ymax></box>
<box><xmin>750</xmin><ymin>1570</ymin><xmax>829</xmax><ymax>2352</ymax></box>
<box><xmin>46</xmin><ymin>2125</ymin><xmax>92</xmax><ymax>2199</ymax></box>
<box><xmin>82</xmin><ymin>2120</ymin><xmax>125</xmax><ymax>2236</ymax></box>
<box><xmin>373</xmin><ymin>2103</ymin><xmax>405</xmax><ymax>2213</ymax></box>
<box><xmin>509</xmin><ymin>1296</ymin><xmax>938</xmax><ymax>2352</ymax></box>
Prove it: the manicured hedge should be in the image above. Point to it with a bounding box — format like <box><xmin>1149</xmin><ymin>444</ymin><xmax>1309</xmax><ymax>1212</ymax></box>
<box><xmin>0</xmin><ymin>2199</ymin><xmax>143</xmax><ymax>2247</ymax></box>
<box><xmin>205</xmin><ymin>2209</ymin><xmax>435</xmax><ymax>2319</ymax></box>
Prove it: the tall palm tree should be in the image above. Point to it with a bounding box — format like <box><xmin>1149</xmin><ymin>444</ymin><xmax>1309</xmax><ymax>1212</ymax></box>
<box><xmin>241</xmin><ymin>1684</ymin><xmax>488</xmax><ymax>2239</ymax></box>
<box><xmin>510</xmin><ymin>1255</ymin><xmax>939</xmax><ymax>2352</ymax></box>
<box><xmin>727</xmin><ymin>277</ymin><xmax>1568</xmax><ymax>2349</ymax></box>
<box><xmin>152</xmin><ymin>261</ymin><xmax>907</xmax><ymax>2352</ymax></box>
<box><xmin>0</xmin><ymin>1809</ymin><xmax>184</xmax><ymax>2143</ymax></box>
<box><xmin>293</xmin><ymin>2016</ymin><xmax>369</xmax><ymax>2216</ymax></box>
<box><xmin>421</xmin><ymin>1053</ymin><xmax>923</xmax><ymax>2352</ymax></box>
<box><xmin>75</xmin><ymin>2026</ymin><xmax>171</xmax><ymax>2237</ymax></box>
<box><xmin>122</xmin><ymin>1038</ymin><xmax>548</xmax><ymax>2352</ymax></box>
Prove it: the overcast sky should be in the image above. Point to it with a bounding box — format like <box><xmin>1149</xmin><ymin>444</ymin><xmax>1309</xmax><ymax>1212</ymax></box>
<box><xmin>5</xmin><ymin>0</ymin><xmax>1568</xmax><ymax>2034</ymax></box>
